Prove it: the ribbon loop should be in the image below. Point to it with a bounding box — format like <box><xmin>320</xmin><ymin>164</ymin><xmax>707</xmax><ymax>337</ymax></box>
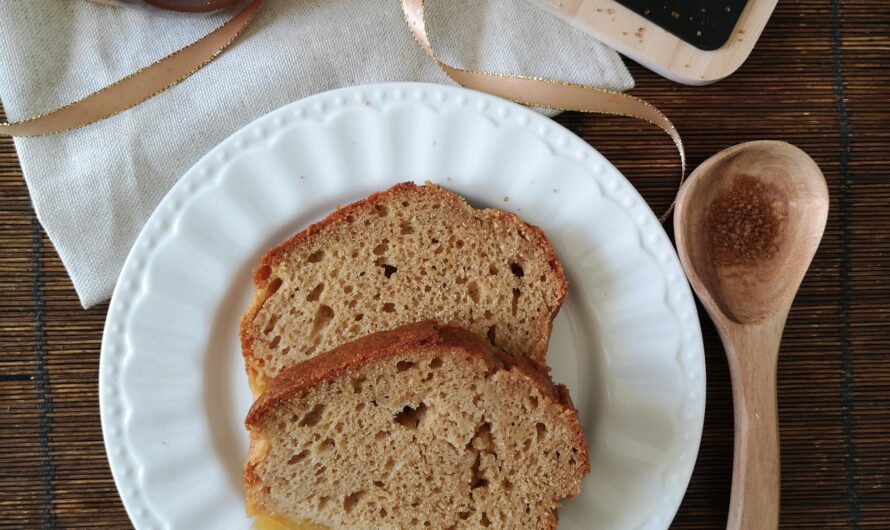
<box><xmin>402</xmin><ymin>0</ymin><xmax>685</xmax><ymax>220</ymax></box>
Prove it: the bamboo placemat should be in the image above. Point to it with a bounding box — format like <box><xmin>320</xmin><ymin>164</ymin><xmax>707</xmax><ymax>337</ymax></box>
<box><xmin>1</xmin><ymin>1</ymin><xmax>888</xmax><ymax>528</ymax></box>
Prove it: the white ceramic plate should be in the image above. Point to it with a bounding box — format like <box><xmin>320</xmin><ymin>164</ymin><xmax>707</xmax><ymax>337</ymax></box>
<box><xmin>101</xmin><ymin>82</ymin><xmax>704</xmax><ymax>530</ymax></box>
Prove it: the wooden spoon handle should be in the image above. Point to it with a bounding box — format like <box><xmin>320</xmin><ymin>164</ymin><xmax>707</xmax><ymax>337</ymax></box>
<box><xmin>725</xmin><ymin>327</ymin><xmax>782</xmax><ymax>530</ymax></box>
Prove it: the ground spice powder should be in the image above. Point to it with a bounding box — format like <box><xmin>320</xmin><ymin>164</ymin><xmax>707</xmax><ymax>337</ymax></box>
<box><xmin>707</xmin><ymin>175</ymin><xmax>781</xmax><ymax>267</ymax></box>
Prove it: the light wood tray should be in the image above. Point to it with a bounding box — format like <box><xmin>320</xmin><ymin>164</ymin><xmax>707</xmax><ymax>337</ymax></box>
<box><xmin>529</xmin><ymin>0</ymin><xmax>777</xmax><ymax>85</ymax></box>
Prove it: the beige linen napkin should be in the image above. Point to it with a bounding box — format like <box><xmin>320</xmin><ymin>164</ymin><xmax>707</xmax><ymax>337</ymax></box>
<box><xmin>0</xmin><ymin>0</ymin><xmax>633</xmax><ymax>307</ymax></box>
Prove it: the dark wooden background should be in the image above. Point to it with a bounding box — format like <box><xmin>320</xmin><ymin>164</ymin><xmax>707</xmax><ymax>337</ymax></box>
<box><xmin>1</xmin><ymin>1</ymin><xmax>888</xmax><ymax>528</ymax></box>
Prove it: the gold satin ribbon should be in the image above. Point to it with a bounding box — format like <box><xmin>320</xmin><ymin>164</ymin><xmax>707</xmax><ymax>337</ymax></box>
<box><xmin>401</xmin><ymin>0</ymin><xmax>684</xmax><ymax>219</ymax></box>
<box><xmin>0</xmin><ymin>0</ymin><xmax>684</xmax><ymax>219</ymax></box>
<box><xmin>0</xmin><ymin>0</ymin><xmax>261</xmax><ymax>136</ymax></box>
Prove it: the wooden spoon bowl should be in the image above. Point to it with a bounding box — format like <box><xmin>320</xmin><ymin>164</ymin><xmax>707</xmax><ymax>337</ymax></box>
<box><xmin>674</xmin><ymin>141</ymin><xmax>828</xmax><ymax>530</ymax></box>
<box><xmin>677</xmin><ymin>142</ymin><xmax>828</xmax><ymax>324</ymax></box>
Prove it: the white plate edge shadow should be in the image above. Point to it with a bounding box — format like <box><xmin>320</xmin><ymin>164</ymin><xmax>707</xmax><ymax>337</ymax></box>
<box><xmin>100</xmin><ymin>82</ymin><xmax>705</xmax><ymax>530</ymax></box>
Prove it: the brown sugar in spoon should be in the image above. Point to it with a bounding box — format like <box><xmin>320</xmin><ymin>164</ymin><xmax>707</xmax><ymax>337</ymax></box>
<box><xmin>674</xmin><ymin>141</ymin><xmax>828</xmax><ymax>530</ymax></box>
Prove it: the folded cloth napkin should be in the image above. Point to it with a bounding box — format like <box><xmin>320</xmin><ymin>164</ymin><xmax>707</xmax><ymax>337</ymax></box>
<box><xmin>0</xmin><ymin>0</ymin><xmax>633</xmax><ymax>308</ymax></box>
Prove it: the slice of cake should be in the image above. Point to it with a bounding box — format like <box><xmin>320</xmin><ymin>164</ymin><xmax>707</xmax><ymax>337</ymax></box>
<box><xmin>245</xmin><ymin>321</ymin><xmax>589</xmax><ymax>530</ymax></box>
<box><xmin>240</xmin><ymin>182</ymin><xmax>567</xmax><ymax>393</ymax></box>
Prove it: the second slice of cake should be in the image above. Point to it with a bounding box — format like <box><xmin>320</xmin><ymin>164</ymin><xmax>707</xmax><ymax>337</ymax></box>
<box><xmin>245</xmin><ymin>321</ymin><xmax>589</xmax><ymax>529</ymax></box>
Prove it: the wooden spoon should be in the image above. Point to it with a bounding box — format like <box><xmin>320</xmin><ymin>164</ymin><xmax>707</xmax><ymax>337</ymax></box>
<box><xmin>674</xmin><ymin>141</ymin><xmax>828</xmax><ymax>530</ymax></box>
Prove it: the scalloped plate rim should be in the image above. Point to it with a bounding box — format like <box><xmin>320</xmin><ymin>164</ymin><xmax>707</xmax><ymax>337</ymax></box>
<box><xmin>100</xmin><ymin>82</ymin><xmax>705</xmax><ymax>530</ymax></box>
